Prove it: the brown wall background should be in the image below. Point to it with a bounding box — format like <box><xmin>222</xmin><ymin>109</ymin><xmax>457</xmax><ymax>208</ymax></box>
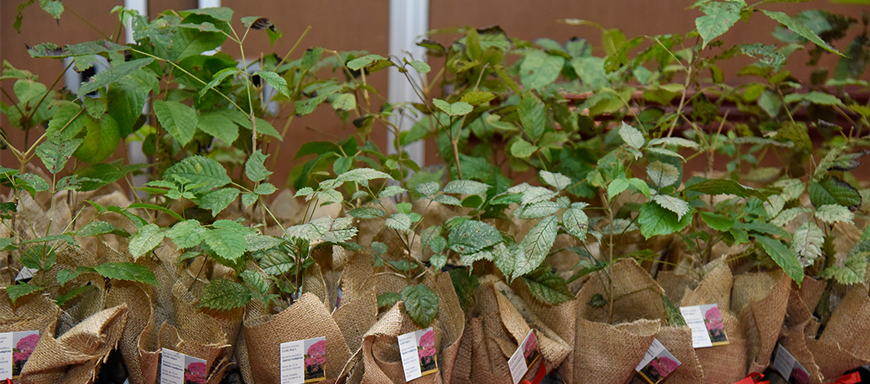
<box><xmin>1</xmin><ymin>0</ymin><xmax>867</xmax><ymax>187</ymax></box>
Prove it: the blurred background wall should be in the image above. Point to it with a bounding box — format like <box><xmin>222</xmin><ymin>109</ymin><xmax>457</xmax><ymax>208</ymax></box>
<box><xmin>1</xmin><ymin>0</ymin><xmax>867</xmax><ymax>187</ymax></box>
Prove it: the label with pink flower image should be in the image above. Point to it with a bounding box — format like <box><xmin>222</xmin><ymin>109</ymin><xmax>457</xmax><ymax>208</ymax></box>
<box><xmin>160</xmin><ymin>348</ymin><xmax>207</xmax><ymax>384</ymax></box>
<box><xmin>635</xmin><ymin>338</ymin><xmax>682</xmax><ymax>384</ymax></box>
<box><xmin>680</xmin><ymin>303</ymin><xmax>729</xmax><ymax>348</ymax></box>
<box><xmin>280</xmin><ymin>337</ymin><xmax>327</xmax><ymax>384</ymax></box>
<box><xmin>773</xmin><ymin>344</ymin><xmax>810</xmax><ymax>384</ymax></box>
<box><xmin>0</xmin><ymin>330</ymin><xmax>39</xmax><ymax>380</ymax></box>
<box><xmin>507</xmin><ymin>329</ymin><xmax>541</xmax><ymax>384</ymax></box>
<box><xmin>398</xmin><ymin>327</ymin><xmax>438</xmax><ymax>382</ymax></box>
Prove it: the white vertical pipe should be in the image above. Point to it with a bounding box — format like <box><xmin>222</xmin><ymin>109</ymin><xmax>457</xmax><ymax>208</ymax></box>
<box><xmin>198</xmin><ymin>0</ymin><xmax>222</xmax><ymax>8</ymax></box>
<box><xmin>125</xmin><ymin>0</ymin><xmax>148</xmax><ymax>198</ymax></box>
<box><xmin>388</xmin><ymin>0</ymin><xmax>429</xmax><ymax>168</ymax></box>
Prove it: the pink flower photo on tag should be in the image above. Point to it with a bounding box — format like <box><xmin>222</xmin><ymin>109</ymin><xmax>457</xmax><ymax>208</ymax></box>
<box><xmin>304</xmin><ymin>337</ymin><xmax>327</xmax><ymax>382</ymax></box>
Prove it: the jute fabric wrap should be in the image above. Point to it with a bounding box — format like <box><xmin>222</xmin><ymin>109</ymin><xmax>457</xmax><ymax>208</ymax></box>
<box><xmin>360</xmin><ymin>302</ymin><xmax>444</xmax><ymax>384</ymax></box>
<box><xmin>104</xmin><ymin>281</ymin><xmax>152</xmax><ymax>384</ymax></box>
<box><xmin>240</xmin><ymin>292</ymin><xmax>352</xmax><ymax>384</ymax></box>
<box><xmin>818</xmin><ymin>284</ymin><xmax>870</xmax><ymax>361</ymax></box>
<box><xmin>681</xmin><ymin>259</ymin><xmax>747</xmax><ymax>384</ymax></box>
<box><xmin>574</xmin><ymin>318</ymin><xmax>660</xmax><ymax>384</ymax></box>
<box><xmin>780</xmin><ymin>320</ymin><xmax>823</xmax><ymax>384</ymax></box>
<box><xmin>731</xmin><ymin>271</ymin><xmax>790</xmax><ymax>373</ymax></box>
<box><xmin>19</xmin><ymin>304</ymin><xmax>128</xmax><ymax>384</ymax></box>
<box><xmin>424</xmin><ymin>273</ymin><xmax>465</xmax><ymax>384</ymax></box>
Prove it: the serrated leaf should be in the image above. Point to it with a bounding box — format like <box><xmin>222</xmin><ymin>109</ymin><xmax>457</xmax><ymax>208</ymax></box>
<box><xmin>784</xmin><ymin>91</ymin><xmax>845</xmax><ymax>107</ymax></box>
<box><xmin>653</xmin><ymin>195</ymin><xmax>691</xmax><ymax>220</ymax></box>
<box><xmin>76</xmin><ymin>221</ymin><xmax>129</xmax><ymax>237</ymax></box>
<box><xmin>331</xmin><ymin>93</ymin><xmax>356</xmax><ymax>111</ymax></box>
<box><xmin>73</xmin><ymin>115</ymin><xmax>119</xmax><ymax>165</ymax></box>
<box><xmin>815</xmin><ymin>204</ymin><xmax>854</xmax><ymax>224</ymax></box>
<box><xmin>241</xmin><ymin>193</ymin><xmax>258</xmax><ymax>208</ymax></box>
<box><xmin>386</xmin><ymin>213</ymin><xmax>412</xmax><ymax>231</ymax></box>
<box><xmin>401</xmin><ymin>284</ymin><xmax>440</xmax><ymax>327</ymax></box>
<box><xmin>686</xmin><ymin>179</ymin><xmax>768</xmax><ymax>200</ymax></box>
<box><xmin>663</xmin><ymin>295</ymin><xmax>687</xmax><ymax>327</ymax></box>
<box><xmin>645</xmin><ymin>147</ymin><xmax>685</xmax><ymax>161</ymax></box>
<box><xmin>253</xmin><ymin>70</ymin><xmax>290</xmax><ymax>97</ymax></box>
<box><xmin>521</xmin><ymin>186</ymin><xmax>557</xmax><ymax>205</ymax></box>
<box><xmin>244</xmin><ymin>150</ymin><xmax>273</xmax><ymax>183</ymax></box>
<box><xmin>240</xmin><ymin>270</ymin><xmax>269</xmax><ymax>296</ymax></box>
<box><xmin>166</xmin><ymin>220</ymin><xmax>206</xmax><ymax>249</ymax></box>
<box><xmin>129</xmin><ymin>224</ymin><xmax>164</xmax><ymax>259</ymax></box>
<box><xmin>78</xmin><ymin>58</ymin><xmax>154</xmax><ymax>97</ymax></box>
<box><xmin>36</xmin><ymin>138</ymin><xmax>82</xmax><ymax>174</ymax></box>
<box><xmin>197</xmin><ymin>67</ymin><xmax>239</xmax><ymax>100</ymax></box>
<box><xmin>809</xmin><ymin>177</ymin><xmax>861</xmax><ymax>210</ymax></box>
<box><xmin>380</xmin><ymin>185</ymin><xmax>407</xmax><ymax>199</ymax></box>
<box><xmin>347</xmin><ymin>54</ymin><xmax>388</xmax><ymax>70</ymax></box>
<box><xmin>164</xmin><ymin>156</ymin><xmax>231</xmax><ymax>194</ymax></box>
<box><xmin>434</xmin><ymin>195</ymin><xmax>462</xmax><ymax>206</ymax></box>
<box><xmin>245</xmin><ymin>234</ymin><xmax>284</xmax><ymax>252</ymax></box>
<box><xmin>415</xmin><ymin>182</ymin><xmax>439</xmax><ymax>197</ymax></box>
<box><xmin>199</xmin><ymin>279</ymin><xmax>252</xmax><ymax>310</ymax></box>
<box><xmin>347</xmin><ymin>207</ymin><xmax>385</xmax><ymax>219</ymax></box>
<box><xmin>540</xmin><ymin>171</ymin><xmax>571</xmax><ymax>191</ymax></box>
<box><xmin>523</xmin><ymin>270</ymin><xmax>575</xmax><ymax>305</ymax></box>
<box><xmin>520</xmin><ymin>49</ymin><xmax>565</xmax><ymax>90</ymax></box>
<box><xmin>762</xmin><ymin>10</ymin><xmax>842</xmax><ymax>56</ymax></box>
<box><xmin>460</xmin><ymin>91</ymin><xmax>496</xmax><ymax>106</ymax></box>
<box><xmin>563</xmin><ymin>207</ymin><xmax>589</xmax><ymax>240</ymax></box>
<box><xmin>254</xmin><ymin>183</ymin><xmax>277</xmax><ymax>196</ymax></box>
<box><xmin>756</xmin><ymin>235</ymin><xmax>804</xmax><ymax>284</ymax></box>
<box><xmin>443</xmin><ymin>179</ymin><xmax>489</xmax><ymax>196</ymax></box>
<box><xmin>198</xmin><ymin>188</ymin><xmax>240</xmax><ymax>216</ymax></box>
<box><xmin>336</xmin><ymin>168</ymin><xmax>391</xmax><ymax>183</ymax></box>
<box><xmin>519</xmin><ymin>96</ymin><xmax>546</xmax><ymax>142</ymax></box>
<box><xmin>93</xmin><ymin>262</ymin><xmax>158</xmax><ymax>285</ymax></box>
<box><xmin>430</xmin><ymin>236</ymin><xmax>447</xmax><ymax>254</ymax></box>
<box><xmin>204</xmin><ymin>226</ymin><xmax>248</xmax><ymax>261</ymax></box>
<box><xmin>432</xmin><ymin>99</ymin><xmax>473</xmax><ymax>116</ymax></box>
<box><xmin>638</xmin><ymin>202</ymin><xmax>692</xmax><ymax>239</ymax></box>
<box><xmin>6</xmin><ymin>284</ymin><xmax>44</xmax><ymax>305</ymax></box>
<box><xmin>791</xmin><ymin>222</ymin><xmax>824</xmax><ymax>267</ymax></box>
<box><xmin>516</xmin><ymin>216</ymin><xmax>558</xmax><ymax>277</ymax></box>
<box><xmin>515</xmin><ymin>201</ymin><xmax>561</xmax><ymax>219</ymax></box>
<box><xmin>771</xmin><ymin>207</ymin><xmax>810</xmax><ymax>227</ymax></box>
<box><xmin>820</xmin><ymin>246</ymin><xmax>868</xmax><ymax>285</ymax></box>
<box><xmin>618</xmin><ymin>123</ymin><xmax>645</xmax><ymax>149</ymax></box>
<box><xmin>430</xmin><ymin>254</ymin><xmax>447</xmax><ymax>271</ymax></box>
<box><xmin>409</xmin><ymin>60</ymin><xmax>431</xmax><ymax>73</ymax></box>
<box><xmin>701</xmin><ymin>212</ymin><xmax>735</xmax><ymax>231</ymax></box>
<box><xmin>197</xmin><ymin>112</ymin><xmax>238</xmax><ymax>144</ymax></box>
<box><xmin>696</xmin><ymin>1</ymin><xmax>742</xmax><ymax>48</ymax></box>
<box><xmin>448</xmin><ymin>220</ymin><xmax>503</xmax><ymax>254</ymax></box>
<box><xmin>153</xmin><ymin>100</ymin><xmax>197</xmax><ymax>146</ymax></box>
<box><xmin>377</xmin><ymin>292</ymin><xmax>401</xmax><ymax>308</ymax></box>
<box><xmin>647</xmin><ymin>161</ymin><xmax>680</xmax><ymax>189</ymax></box>
<box><xmin>647</xmin><ymin>137</ymin><xmax>700</xmax><ymax>149</ymax></box>
<box><xmin>492</xmin><ymin>243</ymin><xmax>520</xmax><ymax>280</ymax></box>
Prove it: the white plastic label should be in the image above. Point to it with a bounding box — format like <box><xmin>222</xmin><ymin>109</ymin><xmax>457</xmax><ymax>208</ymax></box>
<box><xmin>507</xmin><ymin>329</ymin><xmax>541</xmax><ymax>384</ymax></box>
<box><xmin>280</xmin><ymin>337</ymin><xmax>326</xmax><ymax>384</ymax></box>
<box><xmin>680</xmin><ymin>303</ymin><xmax>729</xmax><ymax>348</ymax></box>
<box><xmin>635</xmin><ymin>338</ymin><xmax>682</xmax><ymax>384</ymax></box>
<box><xmin>773</xmin><ymin>344</ymin><xmax>809</xmax><ymax>384</ymax></box>
<box><xmin>398</xmin><ymin>328</ymin><xmax>438</xmax><ymax>382</ymax></box>
<box><xmin>160</xmin><ymin>348</ymin><xmax>207</xmax><ymax>384</ymax></box>
<box><xmin>0</xmin><ymin>330</ymin><xmax>39</xmax><ymax>380</ymax></box>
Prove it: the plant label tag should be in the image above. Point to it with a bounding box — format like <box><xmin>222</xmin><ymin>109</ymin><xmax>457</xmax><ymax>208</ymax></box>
<box><xmin>507</xmin><ymin>329</ymin><xmax>541</xmax><ymax>384</ymax></box>
<box><xmin>398</xmin><ymin>327</ymin><xmax>438</xmax><ymax>382</ymax></box>
<box><xmin>14</xmin><ymin>268</ymin><xmax>36</xmax><ymax>282</ymax></box>
<box><xmin>635</xmin><ymin>338</ymin><xmax>682</xmax><ymax>384</ymax></box>
<box><xmin>773</xmin><ymin>344</ymin><xmax>810</xmax><ymax>384</ymax></box>
<box><xmin>0</xmin><ymin>330</ymin><xmax>39</xmax><ymax>380</ymax></box>
<box><xmin>160</xmin><ymin>348</ymin><xmax>207</xmax><ymax>384</ymax></box>
<box><xmin>280</xmin><ymin>337</ymin><xmax>326</xmax><ymax>384</ymax></box>
<box><xmin>680</xmin><ymin>303</ymin><xmax>729</xmax><ymax>348</ymax></box>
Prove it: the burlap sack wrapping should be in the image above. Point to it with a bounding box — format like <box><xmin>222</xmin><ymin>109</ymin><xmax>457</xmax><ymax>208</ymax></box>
<box><xmin>19</xmin><ymin>304</ymin><xmax>128</xmax><ymax>384</ymax></box>
<box><xmin>779</xmin><ymin>320</ymin><xmax>823</xmax><ymax>384</ymax></box>
<box><xmin>360</xmin><ymin>301</ymin><xmax>444</xmax><ymax>384</ymax></box>
<box><xmin>818</xmin><ymin>284</ymin><xmax>870</xmax><ymax>361</ymax></box>
<box><xmin>681</xmin><ymin>259</ymin><xmax>748</xmax><ymax>384</ymax></box>
<box><xmin>240</xmin><ymin>293</ymin><xmax>352</xmax><ymax>384</ymax></box>
<box><xmin>731</xmin><ymin>271</ymin><xmax>790</xmax><ymax>373</ymax></box>
<box><xmin>575</xmin><ymin>318</ymin><xmax>661</xmax><ymax>384</ymax></box>
<box><xmin>0</xmin><ymin>294</ymin><xmax>59</xmax><ymax>336</ymax></box>
<box><xmin>104</xmin><ymin>281</ymin><xmax>152</xmax><ymax>384</ymax></box>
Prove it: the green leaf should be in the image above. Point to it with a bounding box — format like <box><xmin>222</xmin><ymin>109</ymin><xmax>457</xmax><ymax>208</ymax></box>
<box><xmin>245</xmin><ymin>234</ymin><xmax>283</xmax><ymax>252</ymax></box>
<box><xmin>516</xmin><ymin>216</ymin><xmax>558</xmax><ymax>277</ymax></box>
<box><xmin>687</xmin><ymin>179</ymin><xmax>769</xmax><ymax>200</ymax></box>
<box><xmin>245</xmin><ymin>150</ymin><xmax>273</xmax><ymax>182</ymax></box>
<box><xmin>460</xmin><ymin>91</ymin><xmax>496</xmax><ymax>106</ymax></box>
<box><xmin>6</xmin><ymin>284</ymin><xmax>44</xmax><ymax>305</ymax></box>
<box><xmin>168</xmin><ymin>23</ymin><xmax>228</xmax><ymax>61</ymax></box>
<box><xmin>129</xmin><ymin>224</ymin><xmax>164</xmax><ymax>259</ymax></box>
<box><xmin>696</xmin><ymin>1</ymin><xmax>742</xmax><ymax>49</ymax></box>
<box><xmin>771</xmin><ymin>207</ymin><xmax>811</xmax><ymax>227</ymax></box>
<box><xmin>197</xmin><ymin>112</ymin><xmax>239</xmax><ymax>144</ymax></box>
<box><xmin>254</xmin><ymin>183</ymin><xmax>277</xmax><ymax>195</ymax></box>
<box><xmin>46</xmin><ymin>102</ymin><xmax>89</xmax><ymax>140</ymax></box>
<box><xmin>784</xmin><ymin>91</ymin><xmax>845</xmax><ymax>107</ymax></box>
<box><xmin>762</xmin><ymin>10</ymin><xmax>843</xmax><ymax>56</ymax></box>
<box><xmin>78</xmin><ymin>58</ymin><xmax>154</xmax><ymax>97</ymax></box>
<box><xmin>331</xmin><ymin>93</ymin><xmax>356</xmax><ymax>111</ymax></box>
<box><xmin>380</xmin><ymin>185</ymin><xmax>407</xmax><ymax>199</ymax></box>
<box><xmin>166</xmin><ymin>220</ymin><xmax>206</xmax><ymax>249</ymax></box>
<box><xmin>240</xmin><ymin>270</ymin><xmax>269</xmax><ymax>296</ymax></box>
<box><xmin>523</xmin><ymin>269</ymin><xmax>575</xmax><ymax>305</ymax></box>
<box><xmin>377</xmin><ymin>292</ymin><xmax>401</xmax><ymax>308</ymax></box>
<box><xmin>520</xmin><ymin>50</ymin><xmax>565</xmax><ymax>90</ymax></box>
<box><xmin>443</xmin><ymin>179</ymin><xmax>489</xmax><ymax>196</ymax></box>
<box><xmin>663</xmin><ymin>295</ymin><xmax>687</xmax><ymax>327</ymax></box>
<box><xmin>197</xmin><ymin>67</ymin><xmax>238</xmax><ymax>100</ymax></box>
<box><xmin>653</xmin><ymin>195</ymin><xmax>691</xmax><ymax>220</ymax></box>
<box><xmin>241</xmin><ymin>193</ymin><xmax>258</xmax><ymax>208</ymax></box>
<box><xmin>815</xmin><ymin>204</ymin><xmax>854</xmax><ymax>225</ymax></box>
<box><xmin>199</xmin><ymin>279</ymin><xmax>252</xmax><ymax>310</ymax></box>
<box><xmin>54</xmin><ymin>285</ymin><xmax>95</xmax><ymax>306</ymax></box>
<box><xmin>618</xmin><ymin>122</ymin><xmax>645</xmax><ymax>149</ymax></box>
<box><xmin>448</xmin><ymin>220</ymin><xmax>503</xmax><ymax>254</ymax></box>
<box><xmin>164</xmin><ymin>156</ymin><xmax>231</xmax><ymax>194</ymax></box>
<box><xmin>791</xmin><ymin>222</ymin><xmax>824</xmax><ymax>267</ymax></box>
<box><xmin>401</xmin><ymin>284</ymin><xmax>440</xmax><ymax>327</ymax></box>
<box><xmin>647</xmin><ymin>137</ymin><xmax>701</xmax><ymax>150</ymax></box>
<box><xmin>414</xmin><ymin>182</ymin><xmax>439</xmax><ymax>197</ymax></box>
<box><xmin>347</xmin><ymin>208</ymin><xmax>385</xmax><ymax>219</ymax></box>
<box><xmin>253</xmin><ymin>71</ymin><xmax>290</xmax><ymax>97</ymax></box>
<box><xmin>409</xmin><ymin>60</ymin><xmax>431</xmax><ymax>73</ymax></box>
<box><xmin>36</xmin><ymin>138</ymin><xmax>82</xmax><ymax>174</ymax></box>
<box><xmin>647</xmin><ymin>161</ymin><xmax>680</xmax><ymax>189</ymax></box>
<box><xmin>571</xmin><ymin>56</ymin><xmax>608</xmax><ymax>90</ymax></box>
<box><xmin>701</xmin><ymin>212</ymin><xmax>735</xmax><ymax>231</ymax></box>
<box><xmin>519</xmin><ymin>96</ymin><xmax>546</xmax><ymax>142</ymax></box>
<box><xmin>76</xmin><ymin>221</ymin><xmax>129</xmax><ymax>237</ymax></box>
<box><xmin>540</xmin><ymin>171</ymin><xmax>571</xmax><ymax>191</ymax></box>
<box><xmin>820</xmin><ymin>246</ymin><xmax>868</xmax><ymax>285</ymax></box>
<box><xmin>638</xmin><ymin>202</ymin><xmax>692</xmax><ymax>239</ymax></box>
<box><xmin>430</xmin><ymin>254</ymin><xmax>447</xmax><ymax>271</ymax></box>
<box><xmin>93</xmin><ymin>262</ymin><xmax>158</xmax><ymax>285</ymax></box>
<box><xmin>347</xmin><ymin>54</ymin><xmax>388</xmax><ymax>70</ymax></box>
<box><xmin>563</xmin><ymin>207</ymin><xmax>589</xmax><ymax>240</ymax></box>
<box><xmin>335</xmin><ymin>168</ymin><xmax>392</xmax><ymax>183</ymax></box>
<box><xmin>153</xmin><ymin>100</ymin><xmax>198</xmax><ymax>146</ymax></box>
<box><xmin>756</xmin><ymin>235</ymin><xmax>804</xmax><ymax>284</ymax></box>
<box><xmin>198</xmin><ymin>188</ymin><xmax>240</xmax><ymax>216</ymax></box>
<box><xmin>737</xmin><ymin>221</ymin><xmax>791</xmax><ymax>238</ymax></box>
<box><xmin>809</xmin><ymin>177</ymin><xmax>862</xmax><ymax>210</ymax></box>
<box><xmin>510</xmin><ymin>139</ymin><xmax>538</xmax><ymax>158</ymax></box>
<box><xmin>432</xmin><ymin>99</ymin><xmax>473</xmax><ymax>116</ymax></box>
<box><xmin>385</xmin><ymin>213</ymin><xmax>412</xmax><ymax>232</ymax></box>
<box><xmin>38</xmin><ymin>0</ymin><xmax>64</xmax><ymax>19</ymax></box>
<box><xmin>204</xmin><ymin>222</ymin><xmax>249</xmax><ymax>261</ymax></box>
<box><xmin>515</xmin><ymin>201</ymin><xmax>561</xmax><ymax>219</ymax></box>
<box><xmin>20</xmin><ymin>245</ymin><xmax>56</xmax><ymax>271</ymax></box>
<box><xmin>588</xmin><ymin>293</ymin><xmax>607</xmax><ymax>308</ymax></box>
